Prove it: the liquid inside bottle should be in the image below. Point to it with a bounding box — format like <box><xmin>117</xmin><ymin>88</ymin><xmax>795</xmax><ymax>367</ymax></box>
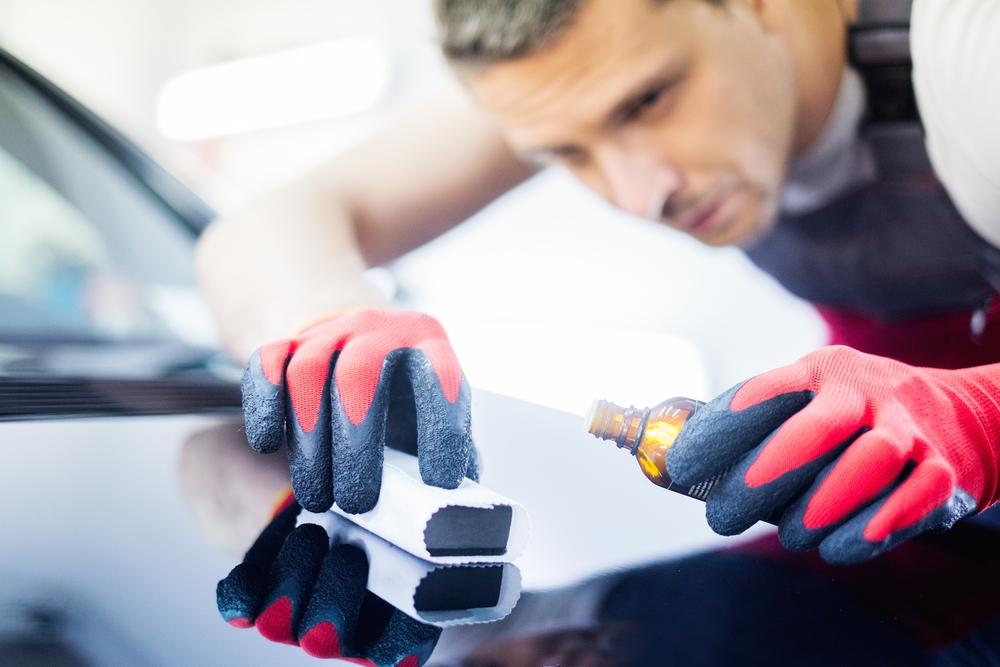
<box><xmin>585</xmin><ymin>397</ymin><xmax>704</xmax><ymax>492</ymax></box>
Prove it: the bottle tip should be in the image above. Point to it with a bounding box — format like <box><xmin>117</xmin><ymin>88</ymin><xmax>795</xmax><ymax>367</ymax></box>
<box><xmin>584</xmin><ymin>399</ymin><xmax>603</xmax><ymax>436</ymax></box>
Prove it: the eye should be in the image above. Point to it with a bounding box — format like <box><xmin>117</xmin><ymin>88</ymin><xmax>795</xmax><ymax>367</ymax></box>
<box><xmin>612</xmin><ymin>69</ymin><xmax>688</xmax><ymax>128</ymax></box>
<box><xmin>637</xmin><ymin>88</ymin><xmax>666</xmax><ymax>111</ymax></box>
<box><xmin>623</xmin><ymin>84</ymin><xmax>673</xmax><ymax>123</ymax></box>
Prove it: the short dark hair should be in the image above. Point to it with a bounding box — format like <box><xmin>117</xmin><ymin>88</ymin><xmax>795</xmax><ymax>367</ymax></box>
<box><xmin>434</xmin><ymin>0</ymin><xmax>724</xmax><ymax>67</ymax></box>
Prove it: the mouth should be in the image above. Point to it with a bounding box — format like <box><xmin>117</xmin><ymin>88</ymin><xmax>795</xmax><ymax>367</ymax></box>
<box><xmin>666</xmin><ymin>183</ymin><xmax>740</xmax><ymax>238</ymax></box>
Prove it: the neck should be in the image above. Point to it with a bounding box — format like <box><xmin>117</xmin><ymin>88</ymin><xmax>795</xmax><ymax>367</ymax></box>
<box><xmin>786</xmin><ymin>0</ymin><xmax>851</xmax><ymax>155</ymax></box>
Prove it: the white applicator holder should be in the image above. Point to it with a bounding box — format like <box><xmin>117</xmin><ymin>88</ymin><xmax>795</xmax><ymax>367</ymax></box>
<box><xmin>330</xmin><ymin>449</ymin><xmax>530</xmax><ymax>565</ymax></box>
<box><xmin>302</xmin><ymin>510</ymin><xmax>523</xmax><ymax>627</ymax></box>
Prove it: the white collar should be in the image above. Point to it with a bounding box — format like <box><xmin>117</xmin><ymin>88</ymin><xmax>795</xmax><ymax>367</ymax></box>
<box><xmin>779</xmin><ymin>67</ymin><xmax>878</xmax><ymax>216</ymax></box>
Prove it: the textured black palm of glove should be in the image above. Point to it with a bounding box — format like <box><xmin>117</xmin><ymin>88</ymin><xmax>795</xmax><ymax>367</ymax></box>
<box><xmin>217</xmin><ymin>501</ymin><xmax>441</xmax><ymax>666</ymax></box>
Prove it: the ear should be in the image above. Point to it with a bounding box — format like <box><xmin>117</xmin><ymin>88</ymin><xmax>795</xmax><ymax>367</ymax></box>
<box><xmin>738</xmin><ymin>0</ymin><xmax>793</xmax><ymax>35</ymax></box>
<box><xmin>835</xmin><ymin>0</ymin><xmax>859</xmax><ymax>24</ymax></box>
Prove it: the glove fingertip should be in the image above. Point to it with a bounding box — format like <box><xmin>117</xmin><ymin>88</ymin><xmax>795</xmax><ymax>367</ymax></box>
<box><xmin>293</xmin><ymin>483</ymin><xmax>335</xmax><ymax>514</ymax></box>
<box><xmin>242</xmin><ymin>360</ymin><xmax>285</xmax><ymax>454</ymax></box>
<box><xmin>777</xmin><ymin>523</ymin><xmax>820</xmax><ymax>553</ymax></box>
<box><xmin>330</xmin><ymin>445</ymin><xmax>381</xmax><ymax>513</ymax></box>
<box><xmin>298</xmin><ymin>544</ymin><xmax>369</xmax><ymax>656</ymax></box>
<box><xmin>407</xmin><ymin>352</ymin><xmax>473</xmax><ymax>490</ymax></box>
<box><xmin>416</xmin><ymin>421</ymin><xmax>473</xmax><ymax>490</ymax></box>
<box><xmin>250</xmin><ymin>523</ymin><xmax>330</xmax><ymax>645</ymax></box>
<box><xmin>705</xmin><ymin>500</ymin><xmax>757</xmax><ymax>537</ymax></box>
<box><xmin>335</xmin><ymin>484</ymin><xmax>381</xmax><ymax>515</ymax></box>
<box><xmin>217</xmin><ymin>563</ymin><xmax>268</xmax><ymax>625</ymax></box>
<box><xmin>777</xmin><ymin>516</ymin><xmax>822</xmax><ymax>553</ymax></box>
<box><xmin>365</xmin><ymin>610</ymin><xmax>442</xmax><ymax>667</ymax></box>
<box><xmin>288</xmin><ymin>423</ymin><xmax>334</xmax><ymax>512</ymax></box>
<box><xmin>820</xmin><ymin>487</ymin><xmax>979</xmax><ymax>565</ymax></box>
<box><xmin>817</xmin><ymin>531</ymin><xmax>878</xmax><ymax>565</ymax></box>
<box><xmin>701</xmin><ymin>457</ymin><xmax>779</xmax><ymax>537</ymax></box>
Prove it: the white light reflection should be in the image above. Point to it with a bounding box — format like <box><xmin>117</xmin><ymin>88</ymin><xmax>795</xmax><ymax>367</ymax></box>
<box><xmin>156</xmin><ymin>38</ymin><xmax>391</xmax><ymax>141</ymax></box>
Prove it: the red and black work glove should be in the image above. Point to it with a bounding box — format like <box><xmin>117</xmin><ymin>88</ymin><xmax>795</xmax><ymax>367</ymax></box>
<box><xmin>666</xmin><ymin>346</ymin><xmax>1000</xmax><ymax>564</ymax></box>
<box><xmin>242</xmin><ymin>309</ymin><xmax>477</xmax><ymax>515</ymax></box>
<box><xmin>217</xmin><ymin>494</ymin><xmax>440</xmax><ymax>666</ymax></box>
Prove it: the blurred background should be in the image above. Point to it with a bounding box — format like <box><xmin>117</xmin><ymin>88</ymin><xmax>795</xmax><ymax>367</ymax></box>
<box><xmin>0</xmin><ymin>0</ymin><xmax>826</xmax><ymax>395</ymax></box>
<box><xmin>0</xmin><ymin>1</ymin><xmax>828</xmax><ymax>665</ymax></box>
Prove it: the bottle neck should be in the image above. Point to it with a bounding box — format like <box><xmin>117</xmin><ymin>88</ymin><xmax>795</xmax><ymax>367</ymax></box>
<box><xmin>586</xmin><ymin>399</ymin><xmax>649</xmax><ymax>454</ymax></box>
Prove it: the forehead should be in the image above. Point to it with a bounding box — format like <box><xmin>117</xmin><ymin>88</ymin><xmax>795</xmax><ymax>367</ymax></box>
<box><xmin>464</xmin><ymin>0</ymin><xmax>705</xmax><ymax>148</ymax></box>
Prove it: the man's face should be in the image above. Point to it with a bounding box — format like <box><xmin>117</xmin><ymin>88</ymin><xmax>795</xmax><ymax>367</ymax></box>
<box><xmin>465</xmin><ymin>0</ymin><xmax>799</xmax><ymax>247</ymax></box>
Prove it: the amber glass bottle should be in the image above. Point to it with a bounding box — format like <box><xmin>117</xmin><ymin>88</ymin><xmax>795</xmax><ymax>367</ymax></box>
<box><xmin>586</xmin><ymin>397</ymin><xmax>723</xmax><ymax>501</ymax></box>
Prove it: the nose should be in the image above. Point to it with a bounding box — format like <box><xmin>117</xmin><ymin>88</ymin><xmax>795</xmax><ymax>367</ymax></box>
<box><xmin>596</xmin><ymin>147</ymin><xmax>682</xmax><ymax>219</ymax></box>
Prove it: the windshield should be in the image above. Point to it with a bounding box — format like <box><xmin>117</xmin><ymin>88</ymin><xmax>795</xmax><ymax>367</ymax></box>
<box><xmin>0</xmin><ymin>58</ymin><xmax>222</xmax><ymax>376</ymax></box>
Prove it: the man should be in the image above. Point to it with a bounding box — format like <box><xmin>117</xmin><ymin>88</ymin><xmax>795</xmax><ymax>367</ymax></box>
<box><xmin>202</xmin><ymin>0</ymin><xmax>1000</xmax><ymax>664</ymax></box>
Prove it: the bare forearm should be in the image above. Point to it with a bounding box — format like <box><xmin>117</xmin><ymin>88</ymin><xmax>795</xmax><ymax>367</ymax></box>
<box><xmin>196</xmin><ymin>83</ymin><xmax>534</xmax><ymax>362</ymax></box>
<box><xmin>196</xmin><ymin>184</ymin><xmax>386</xmax><ymax>363</ymax></box>
<box><xmin>319</xmin><ymin>83</ymin><xmax>539</xmax><ymax>266</ymax></box>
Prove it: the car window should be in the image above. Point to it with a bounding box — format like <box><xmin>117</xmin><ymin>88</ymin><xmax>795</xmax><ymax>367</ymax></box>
<box><xmin>0</xmin><ymin>57</ymin><xmax>221</xmax><ymax>368</ymax></box>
